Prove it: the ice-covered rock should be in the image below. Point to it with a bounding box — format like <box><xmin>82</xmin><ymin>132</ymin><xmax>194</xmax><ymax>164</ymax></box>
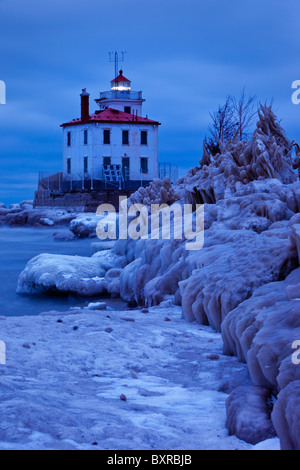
<box><xmin>70</xmin><ymin>212</ymin><xmax>119</xmax><ymax>239</ymax></box>
<box><xmin>180</xmin><ymin>226</ymin><xmax>297</xmax><ymax>330</ymax></box>
<box><xmin>19</xmin><ymin>200</ymin><xmax>34</xmax><ymax>211</ymax></box>
<box><xmin>225</xmin><ymin>385</ymin><xmax>276</xmax><ymax>444</ymax></box>
<box><xmin>40</xmin><ymin>217</ymin><xmax>54</xmax><ymax>226</ymax></box>
<box><xmin>84</xmin><ymin>301</ymin><xmax>107</xmax><ymax>310</ymax></box>
<box><xmin>0</xmin><ymin>206</ymin><xmax>77</xmax><ymax>227</ymax></box>
<box><xmin>17</xmin><ymin>246</ymin><xmax>128</xmax><ymax>297</ymax></box>
<box><xmin>69</xmin><ymin>213</ymin><xmax>100</xmax><ymax>238</ymax></box>
<box><xmin>128</xmin><ymin>177</ymin><xmax>181</xmax><ymax>208</ymax></box>
<box><xmin>17</xmin><ymin>253</ymin><xmax>107</xmax><ymax>296</ymax></box>
<box><xmin>53</xmin><ymin>230</ymin><xmax>76</xmax><ymax>241</ymax></box>
<box><xmin>272</xmin><ymin>381</ymin><xmax>300</xmax><ymax>450</ymax></box>
<box><xmin>9</xmin><ymin>203</ymin><xmax>21</xmax><ymax>211</ymax></box>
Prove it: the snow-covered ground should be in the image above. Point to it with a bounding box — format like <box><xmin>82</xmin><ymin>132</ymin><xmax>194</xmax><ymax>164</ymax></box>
<box><xmin>0</xmin><ymin>305</ymin><xmax>279</xmax><ymax>450</ymax></box>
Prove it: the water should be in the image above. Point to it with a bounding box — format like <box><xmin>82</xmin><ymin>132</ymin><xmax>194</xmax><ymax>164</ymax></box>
<box><xmin>0</xmin><ymin>227</ymin><xmax>126</xmax><ymax>317</ymax></box>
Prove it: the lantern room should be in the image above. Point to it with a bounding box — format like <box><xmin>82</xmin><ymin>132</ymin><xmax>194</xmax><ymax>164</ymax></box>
<box><xmin>111</xmin><ymin>70</ymin><xmax>131</xmax><ymax>91</ymax></box>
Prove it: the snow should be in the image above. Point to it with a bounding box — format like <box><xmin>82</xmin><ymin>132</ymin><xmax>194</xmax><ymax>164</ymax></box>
<box><xmin>0</xmin><ymin>305</ymin><xmax>279</xmax><ymax>450</ymax></box>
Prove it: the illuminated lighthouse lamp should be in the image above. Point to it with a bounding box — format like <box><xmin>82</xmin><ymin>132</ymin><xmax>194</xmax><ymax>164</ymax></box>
<box><xmin>111</xmin><ymin>70</ymin><xmax>131</xmax><ymax>91</ymax></box>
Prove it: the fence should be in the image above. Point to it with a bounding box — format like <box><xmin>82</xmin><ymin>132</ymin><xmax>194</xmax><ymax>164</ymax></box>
<box><xmin>37</xmin><ymin>169</ymin><xmax>148</xmax><ymax>193</ymax></box>
<box><xmin>38</xmin><ymin>162</ymin><xmax>177</xmax><ymax>194</ymax></box>
<box><xmin>159</xmin><ymin>162</ymin><xmax>179</xmax><ymax>184</ymax></box>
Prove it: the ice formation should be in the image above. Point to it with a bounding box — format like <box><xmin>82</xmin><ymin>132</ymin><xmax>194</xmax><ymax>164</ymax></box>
<box><xmin>16</xmin><ymin>104</ymin><xmax>300</xmax><ymax>448</ymax></box>
<box><xmin>17</xmin><ymin>250</ymin><xmax>127</xmax><ymax>297</ymax></box>
<box><xmin>113</xmin><ymin>104</ymin><xmax>300</xmax><ymax>448</ymax></box>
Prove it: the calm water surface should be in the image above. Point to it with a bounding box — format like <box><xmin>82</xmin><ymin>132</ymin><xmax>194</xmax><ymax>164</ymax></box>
<box><xmin>0</xmin><ymin>227</ymin><xmax>126</xmax><ymax>316</ymax></box>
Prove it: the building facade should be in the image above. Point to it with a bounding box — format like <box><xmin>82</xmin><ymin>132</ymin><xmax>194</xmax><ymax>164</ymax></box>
<box><xmin>61</xmin><ymin>70</ymin><xmax>161</xmax><ymax>190</ymax></box>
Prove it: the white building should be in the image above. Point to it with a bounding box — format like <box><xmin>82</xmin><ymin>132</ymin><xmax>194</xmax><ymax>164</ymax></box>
<box><xmin>61</xmin><ymin>70</ymin><xmax>160</xmax><ymax>190</ymax></box>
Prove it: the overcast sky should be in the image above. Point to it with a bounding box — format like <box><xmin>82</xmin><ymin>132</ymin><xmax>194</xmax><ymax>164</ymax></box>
<box><xmin>0</xmin><ymin>0</ymin><xmax>299</xmax><ymax>205</ymax></box>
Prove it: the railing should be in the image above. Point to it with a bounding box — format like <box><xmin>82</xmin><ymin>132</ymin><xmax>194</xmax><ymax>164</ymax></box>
<box><xmin>98</xmin><ymin>90</ymin><xmax>143</xmax><ymax>101</ymax></box>
<box><xmin>38</xmin><ymin>172</ymin><xmax>63</xmax><ymax>191</ymax></box>
<box><xmin>159</xmin><ymin>163</ymin><xmax>179</xmax><ymax>184</ymax></box>
<box><xmin>37</xmin><ymin>169</ymin><xmax>149</xmax><ymax>194</ymax></box>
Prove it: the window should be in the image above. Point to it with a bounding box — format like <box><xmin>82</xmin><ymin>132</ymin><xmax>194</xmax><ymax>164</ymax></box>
<box><xmin>124</xmin><ymin>106</ymin><xmax>131</xmax><ymax>114</ymax></box>
<box><xmin>140</xmin><ymin>157</ymin><xmax>148</xmax><ymax>174</ymax></box>
<box><xmin>84</xmin><ymin>129</ymin><xmax>88</xmax><ymax>145</ymax></box>
<box><xmin>103</xmin><ymin>157</ymin><xmax>111</xmax><ymax>166</ymax></box>
<box><xmin>103</xmin><ymin>129</ymin><xmax>111</xmax><ymax>144</ymax></box>
<box><xmin>122</xmin><ymin>157</ymin><xmax>130</xmax><ymax>180</ymax></box>
<box><xmin>141</xmin><ymin>130</ymin><xmax>148</xmax><ymax>146</ymax></box>
<box><xmin>122</xmin><ymin>130</ymin><xmax>129</xmax><ymax>145</ymax></box>
<box><xmin>84</xmin><ymin>156</ymin><xmax>88</xmax><ymax>173</ymax></box>
<box><xmin>67</xmin><ymin>158</ymin><xmax>71</xmax><ymax>174</ymax></box>
<box><xmin>67</xmin><ymin>131</ymin><xmax>71</xmax><ymax>147</ymax></box>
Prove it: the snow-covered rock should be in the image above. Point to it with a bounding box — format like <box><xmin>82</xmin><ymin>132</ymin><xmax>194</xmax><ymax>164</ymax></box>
<box><xmin>17</xmin><ymin>254</ymin><xmax>107</xmax><ymax>296</ymax></box>
<box><xmin>272</xmin><ymin>381</ymin><xmax>300</xmax><ymax>450</ymax></box>
<box><xmin>69</xmin><ymin>213</ymin><xmax>100</xmax><ymax>238</ymax></box>
<box><xmin>17</xmin><ymin>247</ymin><xmax>128</xmax><ymax>297</ymax></box>
<box><xmin>128</xmin><ymin>177</ymin><xmax>181</xmax><ymax>208</ymax></box>
<box><xmin>0</xmin><ymin>206</ymin><xmax>78</xmax><ymax>227</ymax></box>
<box><xmin>69</xmin><ymin>212</ymin><xmax>119</xmax><ymax>239</ymax></box>
<box><xmin>225</xmin><ymin>385</ymin><xmax>276</xmax><ymax>444</ymax></box>
<box><xmin>84</xmin><ymin>301</ymin><xmax>107</xmax><ymax>310</ymax></box>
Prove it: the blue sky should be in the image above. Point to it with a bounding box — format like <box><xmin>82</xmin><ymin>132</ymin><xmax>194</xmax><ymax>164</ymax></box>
<box><xmin>0</xmin><ymin>0</ymin><xmax>299</xmax><ymax>205</ymax></box>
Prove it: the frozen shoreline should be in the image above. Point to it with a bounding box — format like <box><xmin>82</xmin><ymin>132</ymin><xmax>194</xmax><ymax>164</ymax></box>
<box><xmin>0</xmin><ymin>305</ymin><xmax>279</xmax><ymax>450</ymax></box>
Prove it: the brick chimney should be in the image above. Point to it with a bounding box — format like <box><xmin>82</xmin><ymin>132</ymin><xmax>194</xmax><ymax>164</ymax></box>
<box><xmin>80</xmin><ymin>88</ymin><xmax>90</xmax><ymax>121</ymax></box>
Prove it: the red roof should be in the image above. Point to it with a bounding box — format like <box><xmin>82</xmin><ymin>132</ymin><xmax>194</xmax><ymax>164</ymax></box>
<box><xmin>111</xmin><ymin>70</ymin><xmax>130</xmax><ymax>83</ymax></box>
<box><xmin>61</xmin><ymin>108</ymin><xmax>161</xmax><ymax>127</ymax></box>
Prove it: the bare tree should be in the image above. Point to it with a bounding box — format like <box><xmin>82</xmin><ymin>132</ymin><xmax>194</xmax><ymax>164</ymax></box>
<box><xmin>232</xmin><ymin>87</ymin><xmax>257</xmax><ymax>141</ymax></box>
<box><xmin>206</xmin><ymin>95</ymin><xmax>236</xmax><ymax>155</ymax></box>
<box><xmin>206</xmin><ymin>89</ymin><xmax>257</xmax><ymax>155</ymax></box>
<box><xmin>208</xmin><ymin>95</ymin><xmax>235</xmax><ymax>143</ymax></box>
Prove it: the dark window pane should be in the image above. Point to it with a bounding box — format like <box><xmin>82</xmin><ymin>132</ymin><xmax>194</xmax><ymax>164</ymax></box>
<box><xmin>67</xmin><ymin>158</ymin><xmax>71</xmax><ymax>174</ymax></box>
<box><xmin>141</xmin><ymin>131</ymin><xmax>148</xmax><ymax>145</ymax></box>
<box><xmin>84</xmin><ymin>130</ymin><xmax>88</xmax><ymax>145</ymax></box>
<box><xmin>140</xmin><ymin>157</ymin><xmax>148</xmax><ymax>174</ymax></box>
<box><xmin>84</xmin><ymin>157</ymin><xmax>88</xmax><ymax>173</ymax></box>
<box><xmin>124</xmin><ymin>106</ymin><xmax>131</xmax><ymax>114</ymax></box>
<box><xmin>103</xmin><ymin>157</ymin><xmax>111</xmax><ymax>166</ymax></box>
<box><xmin>103</xmin><ymin>129</ymin><xmax>110</xmax><ymax>144</ymax></box>
<box><xmin>67</xmin><ymin>132</ymin><xmax>71</xmax><ymax>147</ymax></box>
<box><xmin>122</xmin><ymin>130</ymin><xmax>129</xmax><ymax>145</ymax></box>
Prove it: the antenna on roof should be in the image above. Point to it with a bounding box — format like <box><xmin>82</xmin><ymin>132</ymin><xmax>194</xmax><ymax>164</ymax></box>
<box><xmin>108</xmin><ymin>51</ymin><xmax>126</xmax><ymax>78</ymax></box>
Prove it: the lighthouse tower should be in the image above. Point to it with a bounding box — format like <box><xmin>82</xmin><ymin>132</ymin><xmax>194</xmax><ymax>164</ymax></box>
<box><xmin>95</xmin><ymin>69</ymin><xmax>145</xmax><ymax>117</ymax></box>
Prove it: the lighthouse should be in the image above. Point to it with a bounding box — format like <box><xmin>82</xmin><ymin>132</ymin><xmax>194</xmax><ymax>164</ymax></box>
<box><xmin>60</xmin><ymin>70</ymin><xmax>160</xmax><ymax>190</ymax></box>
